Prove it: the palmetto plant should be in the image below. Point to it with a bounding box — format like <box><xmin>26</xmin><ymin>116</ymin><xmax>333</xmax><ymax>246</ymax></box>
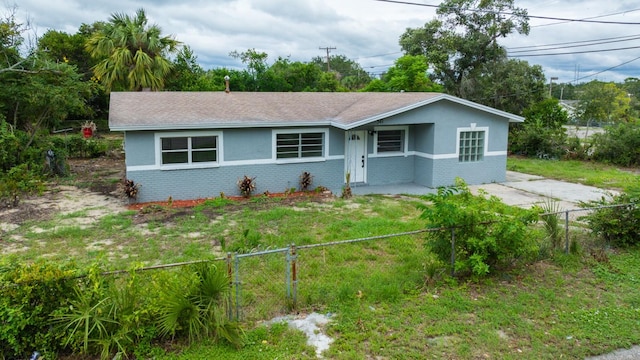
<box><xmin>54</xmin><ymin>266</ymin><xmax>155</xmax><ymax>359</ymax></box>
<box><xmin>55</xmin><ymin>289</ymin><xmax>120</xmax><ymax>357</ymax></box>
<box><xmin>540</xmin><ymin>198</ymin><xmax>563</xmax><ymax>249</ymax></box>
<box><xmin>86</xmin><ymin>8</ymin><xmax>181</xmax><ymax>91</ymax></box>
<box><xmin>156</xmin><ymin>263</ymin><xmax>244</xmax><ymax>347</ymax></box>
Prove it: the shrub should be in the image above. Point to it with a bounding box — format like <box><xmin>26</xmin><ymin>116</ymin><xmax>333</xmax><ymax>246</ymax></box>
<box><xmin>299</xmin><ymin>171</ymin><xmax>313</xmax><ymax>191</ymax></box>
<box><xmin>590</xmin><ymin>122</ymin><xmax>640</xmax><ymax>167</ymax></box>
<box><xmin>122</xmin><ymin>178</ymin><xmax>140</xmax><ymax>200</ymax></box>
<box><xmin>563</xmin><ymin>136</ymin><xmax>593</xmax><ymax>160</ymax></box>
<box><xmin>0</xmin><ymin>261</ymin><xmax>78</xmax><ymax>358</ymax></box>
<box><xmin>580</xmin><ymin>181</ymin><xmax>640</xmax><ymax>247</ymax></box>
<box><xmin>237</xmin><ymin>175</ymin><xmax>256</xmax><ymax>197</ymax></box>
<box><xmin>156</xmin><ymin>263</ymin><xmax>244</xmax><ymax>347</ymax></box>
<box><xmin>418</xmin><ymin>178</ymin><xmax>541</xmax><ymax>276</ymax></box>
<box><xmin>0</xmin><ymin>164</ymin><xmax>46</xmax><ymax>206</ymax></box>
<box><xmin>509</xmin><ymin>122</ymin><xmax>567</xmax><ymax>159</ymax></box>
<box><xmin>55</xmin><ymin>134</ymin><xmax>111</xmax><ymax>159</ymax></box>
<box><xmin>509</xmin><ymin>98</ymin><xmax>569</xmax><ymax>159</ymax></box>
<box><xmin>55</xmin><ymin>265</ymin><xmax>157</xmax><ymax>359</ymax></box>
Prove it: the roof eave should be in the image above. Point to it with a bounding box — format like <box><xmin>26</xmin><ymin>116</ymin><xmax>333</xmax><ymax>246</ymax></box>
<box><xmin>109</xmin><ymin>120</ymin><xmax>335</xmax><ymax>132</ymax></box>
<box><xmin>340</xmin><ymin>93</ymin><xmax>524</xmax><ymax>129</ymax></box>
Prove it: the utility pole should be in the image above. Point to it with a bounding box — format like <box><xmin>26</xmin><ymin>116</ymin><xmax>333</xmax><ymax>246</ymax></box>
<box><xmin>319</xmin><ymin>46</ymin><xmax>336</xmax><ymax>71</ymax></box>
<box><xmin>549</xmin><ymin>77</ymin><xmax>558</xmax><ymax>98</ymax></box>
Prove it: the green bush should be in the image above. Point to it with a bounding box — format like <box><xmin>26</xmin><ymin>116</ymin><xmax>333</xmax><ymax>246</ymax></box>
<box><xmin>156</xmin><ymin>263</ymin><xmax>244</xmax><ymax>347</ymax></box>
<box><xmin>55</xmin><ymin>265</ymin><xmax>157</xmax><ymax>359</ymax></box>
<box><xmin>509</xmin><ymin>122</ymin><xmax>567</xmax><ymax>159</ymax></box>
<box><xmin>0</xmin><ymin>259</ymin><xmax>243</xmax><ymax>359</ymax></box>
<box><xmin>590</xmin><ymin>122</ymin><xmax>640</xmax><ymax>167</ymax></box>
<box><xmin>0</xmin><ymin>261</ymin><xmax>78</xmax><ymax>358</ymax></box>
<box><xmin>0</xmin><ymin>164</ymin><xmax>46</xmax><ymax>205</ymax></box>
<box><xmin>0</xmin><ymin>120</ymin><xmax>21</xmax><ymax>172</ymax></box>
<box><xmin>509</xmin><ymin>98</ymin><xmax>569</xmax><ymax>159</ymax></box>
<box><xmin>580</xmin><ymin>181</ymin><xmax>640</xmax><ymax>247</ymax></box>
<box><xmin>55</xmin><ymin>134</ymin><xmax>110</xmax><ymax>158</ymax></box>
<box><xmin>419</xmin><ymin>178</ymin><xmax>541</xmax><ymax>276</ymax></box>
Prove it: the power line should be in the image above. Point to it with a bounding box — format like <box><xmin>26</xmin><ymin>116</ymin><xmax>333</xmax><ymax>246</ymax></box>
<box><xmin>357</xmin><ymin>51</ymin><xmax>402</xmax><ymax>60</ymax></box>
<box><xmin>572</xmin><ymin>55</ymin><xmax>640</xmax><ymax>83</ymax></box>
<box><xmin>508</xmin><ymin>36</ymin><xmax>640</xmax><ymax>54</ymax></box>
<box><xmin>507</xmin><ymin>33</ymin><xmax>640</xmax><ymax>50</ymax></box>
<box><xmin>509</xmin><ymin>45</ymin><xmax>640</xmax><ymax>57</ymax></box>
<box><xmin>532</xmin><ymin>8</ymin><xmax>640</xmax><ymax>28</ymax></box>
<box><xmin>374</xmin><ymin>0</ymin><xmax>640</xmax><ymax>25</ymax></box>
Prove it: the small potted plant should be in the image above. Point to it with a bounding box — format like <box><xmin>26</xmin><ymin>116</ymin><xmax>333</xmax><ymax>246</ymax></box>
<box><xmin>81</xmin><ymin>121</ymin><xmax>97</xmax><ymax>138</ymax></box>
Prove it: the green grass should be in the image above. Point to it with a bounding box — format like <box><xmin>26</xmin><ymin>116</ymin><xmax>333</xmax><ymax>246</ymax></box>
<box><xmin>507</xmin><ymin>157</ymin><xmax>638</xmax><ymax>191</ymax></box>
<box><xmin>3</xmin><ymin>171</ymin><xmax>640</xmax><ymax>358</ymax></box>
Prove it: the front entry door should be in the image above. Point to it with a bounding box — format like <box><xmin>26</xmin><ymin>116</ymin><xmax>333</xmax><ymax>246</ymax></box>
<box><xmin>346</xmin><ymin>131</ymin><xmax>367</xmax><ymax>183</ymax></box>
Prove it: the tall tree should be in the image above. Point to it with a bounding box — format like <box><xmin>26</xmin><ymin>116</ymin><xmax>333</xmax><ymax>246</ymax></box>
<box><xmin>399</xmin><ymin>0</ymin><xmax>529</xmax><ymax>97</ymax></box>
<box><xmin>37</xmin><ymin>24</ymin><xmax>102</xmax><ymax>80</ymax></box>
<box><xmin>86</xmin><ymin>8</ymin><xmax>180</xmax><ymax>91</ymax></box>
<box><xmin>310</xmin><ymin>54</ymin><xmax>371</xmax><ymax>90</ymax></box>
<box><xmin>229</xmin><ymin>48</ymin><xmax>268</xmax><ymax>91</ymax></box>
<box><xmin>577</xmin><ymin>81</ymin><xmax>631</xmax><ymax>126</ymax></box>
<box><xmin>363</xmin><ymin>55</ymin><xmax>442</xmax><ymax>92</ymax></box>
<box><xmin>621</xmin><ymin>77</ymin><xmax>640</xmax><ymax>117</ymax></box>
<box><xmin>165</xmin><ymin>45</ymin><xmax>206</xmax><ymax>91</ymax></box>
<box><xmin>0</xmin><ymin>5</ymin><xmax>28</xmax><ymax>74</ymax></box>
<box><xmin>461</xmin><ymin>58</ymin><xmax>546</xmax><ymax>115</ymax></box>
<box><xmin>260</xmin><ymin>57</ymin><xmax>343</xmax><ymax>92</ymax></box>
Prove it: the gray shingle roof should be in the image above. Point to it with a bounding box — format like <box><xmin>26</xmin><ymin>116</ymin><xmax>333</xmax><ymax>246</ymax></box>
<box><xmin>108</xmin><ymin>91</ymin><xmax>523</xmax><ymax>131</ymax></box>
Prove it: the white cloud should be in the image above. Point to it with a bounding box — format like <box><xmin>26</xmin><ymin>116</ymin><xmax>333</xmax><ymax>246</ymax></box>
<box><xmin>12</xmin><ymin>0</ymin><xmax>640</xmax><ymax>83</ymax></box>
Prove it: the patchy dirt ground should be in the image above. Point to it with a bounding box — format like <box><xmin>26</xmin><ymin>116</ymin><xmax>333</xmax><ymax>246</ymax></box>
<box><xmin>0</xmin><ymin>157</ymin><xmax>128</xmax><ymax>233</ymax></box>
<box><xmin>0</xmin><ymin>156</ymin><xmax>335</xmax><ymax>242</ymax></box>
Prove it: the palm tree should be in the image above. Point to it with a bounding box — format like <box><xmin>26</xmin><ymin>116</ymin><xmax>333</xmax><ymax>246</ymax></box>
<box><xmin>86</xmin><ymin>8</ymin><xmax>181</xmax><ymax>91</ymax></box>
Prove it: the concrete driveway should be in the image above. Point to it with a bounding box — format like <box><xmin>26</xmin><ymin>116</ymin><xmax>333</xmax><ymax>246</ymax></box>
<box><xmin>351</xmin><ymin>171</ymin><xmax>617</xmax><ymax>211</ymax></box>
<box><xmin>469</xmin><ymin>171</ymin><xmax>617</xmax><ymax>211</ymax></box>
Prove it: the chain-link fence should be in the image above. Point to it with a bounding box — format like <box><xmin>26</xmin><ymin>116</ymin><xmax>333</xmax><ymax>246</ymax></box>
<box><xmin>540</xmin><ymin>202</ymin><xmax>637</xmax><ymax>253</ymax></box>
<box><xmin>94</xmin><ymin>203</ymin><xmax>637</xmax><ymax>322</ymax></box>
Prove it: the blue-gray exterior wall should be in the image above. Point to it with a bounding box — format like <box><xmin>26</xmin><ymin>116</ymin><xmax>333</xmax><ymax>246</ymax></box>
<box><xmin>124</xmin><ymin>132</ymin><xmax>154</xmax><ymax>167</ymax></box>
<box><xmin>367</xmin><ymin>156</ymin><xmax>414</xmax><ymax>185</ymax></box>
<box><xmin>224</xmin><ymin>128</ymin><xmax>272</xmax><ymax>161</ymax></box>
<box><xmin>430</xmin><ymin>155</ymin><xmax>507</xmax><ymax>187</ymax></box>
<box><xmin>380</xmin><ymin>101</ymin><xmax>507</xmax><ymax>153</ymax></box>
<box><xmin>121</xmin><ymin>99</ymin><xmax>512</xmax><ymax>202</ymax></box>
<box><xmin>127</xmin><ymin>160</ymin><xmax>344</xmax><ymax>203</ymax></box>
<box><xmin>123</xmin><ymin>127</ymin><xmax>346</xmax><ymax>203</ymax></box>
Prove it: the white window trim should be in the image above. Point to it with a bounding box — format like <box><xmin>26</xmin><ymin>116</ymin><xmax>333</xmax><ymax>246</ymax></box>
<box><xmin>456</xmin><ymin>125</ymin><xmax>488</xmax><ymax>163</ymax></box>
<box><xmin>373</xmin><ymin>126</ymin><xmax>409</xmax><ymax>157</ymax></box>
<box><xmin>272</xmin><ymin>128</ymin><xmax>329</xmax><ymax>164</ymax></box>
<box><xmin>155</xmin><ymin>131</ymin><xmax>223</xmax><ymax>170</ymax></box>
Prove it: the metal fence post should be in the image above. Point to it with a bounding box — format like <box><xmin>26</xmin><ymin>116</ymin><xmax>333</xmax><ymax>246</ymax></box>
<box><xmin>291</xmin><ymin>244</ymin><xmax>298</xmax><ymax>309</ymax></box>
<box><xmin>226</xmin><ymin>252</ymin><xmax>233</xmax><ymax>321</ymax></box>
<box><xmin>285</xmin><ymin>249</ymin><xmax>291</xmax><ymax>299</ymax></box>
<box><xmin>565</xmin><ymin>210</ymin><xmax>570</xmax><ymax>254</ymax></box>
<box><xmin>234</xmin><ymin>253</ymin><xmax>241</xmax><ymax>321</ymax></box>
<box><xmin>450</xmin><ymin>228</ymin><xmax>456</xmax><ymax>277</ymax></box>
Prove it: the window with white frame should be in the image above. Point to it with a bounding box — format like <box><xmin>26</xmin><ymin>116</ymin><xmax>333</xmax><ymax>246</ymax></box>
<box><xmin>160</xmin><ymin>135</ymin><xmax>218</xmax><ymax>165</ymax></box>
<box><xmin>376</xmin><ymin>129</ymin><xmax>405</xmax><ymax>153</ymax></box>
<box><xmin>458</xmin><ymin>130</ymin><xmax>485</xmax><ymax>162</ymax></box>
<box><xmin>276</xmin><ymin>131</ymin><xmax>325</xmax><ymax>159</ymax></box>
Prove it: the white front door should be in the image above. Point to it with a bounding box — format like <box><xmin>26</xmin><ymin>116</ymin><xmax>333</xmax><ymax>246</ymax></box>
<box><xmin>346</xmin><ymin>131</ymin><xmax>367</xmax><ymax>183</ymax></box>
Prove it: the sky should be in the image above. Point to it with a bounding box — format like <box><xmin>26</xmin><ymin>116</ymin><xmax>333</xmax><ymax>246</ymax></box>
<box><xmin>12</xmin><ymin>0</ymin><xmax>640</xmax><ymax>85</ymax></box>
